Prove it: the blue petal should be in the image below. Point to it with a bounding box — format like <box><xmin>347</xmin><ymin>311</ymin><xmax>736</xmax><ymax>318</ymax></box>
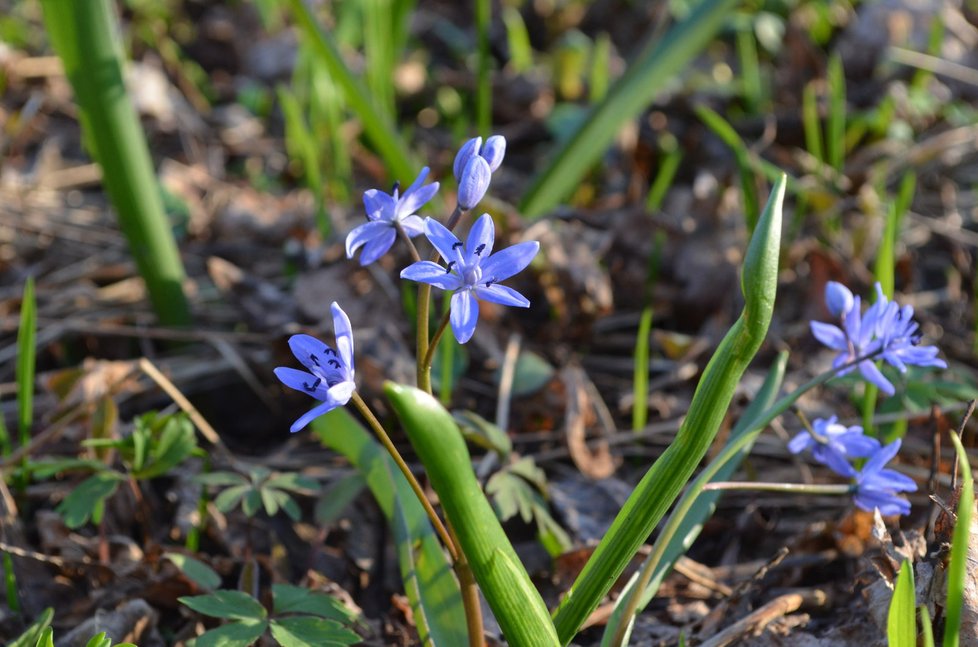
<box><xmin>854</xmin><ymin>489</ymin><xmax>911</xmax><ymax>516</ymax></box>
<box><xmin>400</xmin><ymin>261</ymin><xmax>464</xmax><ymax>290</ymax></box>
<box><xmin>330</xmin><ymin>302</ymin><xmax>355</xmax><ymax>375</ymax></box>
<box><xmin>870</xmin><ymin>468</ymin><xmax>918</xmax><ymax>492</ymax></box>
<box><xmin>398</xmin><ymin>182</ymin><xmax>439</xmax><ymax>219</ymax></box>
<box><xmin>450</xmin><ymin>290</ymin><xmax>479</xmax><ymax>343</ymax></box>
<box><xmin>479</xmin><ymin>241</ymin><xmax>539</xmax><ymax>282</ymax></box>
<box><xmin>825</xmin><ymin>282</ymin><xmax>854</xmax><ymax>317</ymax></box>
<box><xmin>274</xmin><ymin>367</ymin><xmax>329</xmax><ymax>401</ymax></box>
<box><xmin>837</xmin><ymin>432</ymin><xmax>881</xmax><ymax>458</ymax></box>
<box><xmin>358</xmin><ymin>228</ymin><xmax>397</xmax><ymax>266</ymax></box>
<box><xmin>481</xmin><ymin>135</ymin><xmax>506</xmax><ymax>172</ymax></box>
<box><xmin>465</xmin><ymin>213</ymin><xmax>495</xmax><ymax>263</ymax></box>
<box><xmin>458</xmin><ymin>156</ymin><xmax>491</xmax><ymax>209</ymax></box>
<box><xmin>862</xmin><ymin>439</ymin><xmax>902</xmax><ymax>476</ymax></box>
<box><xmin>363</xmin><ymin>189</ymin><xmax>395</xmax><ymax>221</ymax></box>
<box><xmin>290</xmin><ymin>400</ymin><xmax>340</xmax><ymax>433</ymax></box>
<box><xmin>403</xmin><ymin>166</ymin><xmax>430</xmax><ymax>197</ymax></box>
<box><xmin>453</xmin><ymin>138</ymin><xmax>481</xmax><ymax>181</ymax></box>
<box><xmin>423</xmin><ymin>218</ymin><xmax>463</xmax><ymax>263</ymax></box>
<box><xmin>858</xmin><ymin>360</ymin><xmax>895</xmax><ymax>396</ymax></box>
<box><xmin>325</xmin><ymin>380</ymin><xmax>356</xmax><ymax>407</ymax></box>
<box><xmin>346</xmin><ymin>221</ymin><xmax>391</xmax><ymax>258</ymax></box>
<box><xmin>810</xmin><ymin>321</ymin><xmax>847</xmax><ymax>351</ymax></box>
<box><xmin>287</xmin><ymin>335</ymin><xmax>335</xmax><ymax>375</ymax></box>
<box><xmin>400</xmin><ymin>215</ymin><xmax>425</xmax><ymax>237</ymax></box>
<box><xmin>813</xmin><ymin>446</ymin><xmax>857</xmax><ymax>477</ymax></box>
<box><xmin>787</xmin><ymin>431</ymin><xmax>813</xmax><ymax>454</ymax></box>
<box><xmin>474</xmin><ymin>283</ymin><xmax>529</xmax><ymax>307</ymax></box>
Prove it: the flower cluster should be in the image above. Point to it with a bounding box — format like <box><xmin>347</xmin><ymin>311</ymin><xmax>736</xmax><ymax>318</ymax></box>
<box><xmin>810</xmin><ymin>281</ymin><xmax>947</xmax><ymax>396</ymax></box>
<box><xmin>788</xmin><ymin>416</ymin><xmax>917</xmax><ymax>516</ymax></box>
<box><xmin>278</xmin><ymin>136</ymin><xmax>538</xmax><ymax>431</ymax></box>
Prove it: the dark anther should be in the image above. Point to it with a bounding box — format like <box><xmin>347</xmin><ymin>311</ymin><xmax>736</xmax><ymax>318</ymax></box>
<box><xmin>391</xmin><ymin>180</ymin><xmax>401</xmax><ymax>194</ymax></box>
<box><xmin>911</xmin><ymin>333</ymin><xmax>922</xmax><ymax>345</ymax></box>
<box><xmin>445</xmin><ymin>261</ymin><xmax>456</xmax><ymax>273</ymax></box>
<box><xmin>475</xmin><ymin>244</ymin><xmax>486</xmax><ymax>255</ymax></box>
<box><xmin>452</xmin><ymin>242</ymin><xmax>464</xmax><ymax>250</ymax></box>
<box><xmin>309</xmin><ymin>353</ymin><xmax>320</xmax><ymax>366</ymax></box>
<box><xmin>328</xmin><ymin>359</ymin><xmax>342</xmax><ymax>369</ymax></box>
<box><xmin>303</xmin><ymin>377</ymin><xmax>322</xmax><ymax>393</ymax></box>
<box><xmin>485</xmin><ymin>278</ymin><xmax>496</xmax><ymax>287</ymax></box>
<box><xmin>324</xmin><ymin>347</ymin><xmax>336</xmax><ymax>356</ymax></box>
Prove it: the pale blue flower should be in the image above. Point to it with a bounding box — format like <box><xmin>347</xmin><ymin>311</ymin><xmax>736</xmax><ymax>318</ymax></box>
<box><xmin>274</xmin><ymin>302</ymin><xmax>355</xmax><ymax>433</ymax></box>
<box><xmin>346</xmin><ymin>167</ymin><xmax>439</xmax><ymax>265</ymax></box>
<box><xmin>787</xmin><ymin>416</ymin><xmax>881</xmax><ymax>477</ymax></box>
<box><xmin>400</xmin><ymin>214</ymin><xmax>538</xmax><ymax>343</ymax></box>
<box><xmin>852</xmin><ymin>439</ymin><xmax>917</xmax><ymax>516</ymax></box>
<box><xmin>453</xmin><ymin>136</ymin><xmax>506</xmax><ymax>209</ymax></box>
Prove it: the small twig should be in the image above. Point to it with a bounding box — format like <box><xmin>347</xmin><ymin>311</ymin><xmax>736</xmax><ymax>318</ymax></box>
<box><xmin>697</xmin><ymin>589</ymin><xmax>828</xmax><ymax>647</ymax></box>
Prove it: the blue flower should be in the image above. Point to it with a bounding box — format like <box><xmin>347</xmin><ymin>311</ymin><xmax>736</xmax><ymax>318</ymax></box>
<box><xmin>852</xmin><ymin>439</ymin><xmax>917</xmax><ymax>516</ymax></box>
<box><xmin>824</xmin><ymin>281</ymin><xmax>854</xmax><ymax>318</ymax></box>
<box><xmin>453</xmin><ymin>136</ymin><xmax>506</xmax><ymax>209</ymax></box>
<box><xmin>274</xmin><ymin>302</ymin><xmax>355</xmax><ymax>433</ymax></box>
<box><xmin>400</xmin><ymin>214</ymin><xmax>539</xmax><ymax>343</ymax></box>
<box><xmin>810</xmin><ymin>282</ymin><xmax>945</xmax><ymax>396</ymax></box>
<box><xmin>346</xmin><ymin>167</ymin><xmax>440</xmax><ymax>266</ymax></box>
<box><xmin>788</xmin><ymin>416</ymin><xmax>881</xmax><ymax>477</ymax></box>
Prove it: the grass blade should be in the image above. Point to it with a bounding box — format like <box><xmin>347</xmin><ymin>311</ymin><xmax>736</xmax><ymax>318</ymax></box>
<box><xmin>552</xmin><ymin>175</ymin><xmax>785</xmax><ymax>643</ymax></box>
<box><xmin>887</xmin><ymin>560</ymin><xmax>917</xmax><ymax>646</ymax></box>
<box><xmin>694</xmin><ymin>105</ymin><xmax>760</xmax><ymax>233</ymax></box>
<box><xmin>15</xmin><ymin>276</ymin><xmax>35</xmax><ymax>450</ymax></box>
<box><xmin>826</xmin><ymin>53</ymin><xmax>846</xmax><ymax>173</ymax></box>
<box><xmin>40</xmin><ymin>0</ymin><xmax>190</xmax><ymax>326</ymax></box>
<box><xmin>944</xmin><ymin>427</ymin><xmax>974</xmax><ymax>647</ymax></box>
<box><xmin>314</xmin><ymin>409</ymin><xmax>468</xmax><ymax>647</ymax></box>
<box><xmin>285</xmin><ymin>0</ymin><xmax>415</xmax><ymax>183</ymax></box>
<box><xmin>519</xmin><ymin>0</ymin><xmax>738</xmax><ymax>219</ymax></box>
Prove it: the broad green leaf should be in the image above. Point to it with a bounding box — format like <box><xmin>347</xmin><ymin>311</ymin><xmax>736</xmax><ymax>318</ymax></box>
<box><xmin>272</xmin><ymin>584</ymin><xmax>357</xmax><ymax>624</ymax></box>
<box><xmin>944</xmin><ymin>430</ymin><xmax>974</xmax><ymax>647</ymax></box>
<box><xmin>194</xmin><ymin>619</ymin><xmax>268</xmax><ymax>647</ymax></box>
<box><xmin>385</xmin><ymin>383</ymin><xmax>560</xmax><ymax>646</ymax></box>
<box><xmin>83</xmin><ymin>633</ymin><xmax>111</xmax><ymax>647</ymax></box>
<box><xmin>519</xmin><ymin>0</ymin><xmax>738</xmax><ymax>218</ymax></box>
<box><xmin>136</xmin><ymin>414</ymin><xmax>196</xmax><ymax>479</ymax></box>
<box><xmin>57</xmin><ymin>472</ymin><xmax>124</xmax><ymax>529</ymax></box>
<box><xmin>260</xmin><ymin>485</ymin><xmax>281</xmax><ymax>517</ymax></box>
<box><xmin>313</xmin><ymin>409</ymin><xmax>467</xmax><ymax>647</ymax></box>
<box><xmin>887</xmin><ymin>560</ymin><xmax>916</xmax><ymax>646</ymax></box>
<box><xmin>269</xmin><ymin>617</ymin><xmax>360</xmax><ymax>647</ymax></box>
<box><xmin>7</xmin><ymin>607</ymin><xmax>53</xmax><ymax>647</ymax></box>
<box><xmin>554</xmin><ymin>175</ymin><xmax>784</xmax><ymax>644</ymax></box>
<box><xmin>264</xmin><ymin>472</ymin><xmax>319</xmax><ymax>493</ymax></box>
<box><xmin>34</xmin><ymin>627</ymin><xmax>54</xmax><ymax>647</ymax></box>
<box><xmin>505</xmin><ymin>352</ymin><xmax>555</xmax><ymax>397</ymax></box>
<box><xmin>315</xmin><ymin>473</ymin><xmax>367</xmax><ymax>525</ymax></box>
<box><xmin>195</xmin><ymin>471</ymin><xmax>249</xmax><ymax>488</ymax></box>
<box><xmin>179</xmin><ymin>590</ymin><xmax>267</xmax><ymax>621</ymax></box>
<box><xmin>213</xmin><ymin>484</ymin><xmax>251</xmax><ymax>514</ymax></box>
<box><xmin>164</xmin><ymin>552</ymin><xmax>221</xmax><ymax>591</ymax></box>
<box><xmin>30</xmin><ymin>458</ymin><xmax>106</xmax><ymax>479</ymax></box>
<box><xmin>453</xmin><ymin>410</ymin><xmax>512</xmax><ymax>457</ymax></box>
<box><xmin>242</xmin><ymin>489</ymin><xmax>262</xmax><ymax>517</ymax></box>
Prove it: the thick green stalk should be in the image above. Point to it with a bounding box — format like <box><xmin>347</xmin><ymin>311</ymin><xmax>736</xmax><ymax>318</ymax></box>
<box><xmin>40</xmin><ymin>0</ymin><xmax>190</xmax><ymax>326</ymax></box>
<box><xmin>386</xmin><ymin>383</ymin><xmax>560</xmax><ymax>646</ymax></box>
<box><xmin>551</xmin><ymin>175</ymin><xmax>786</xmax><ymax>643</ymax></box>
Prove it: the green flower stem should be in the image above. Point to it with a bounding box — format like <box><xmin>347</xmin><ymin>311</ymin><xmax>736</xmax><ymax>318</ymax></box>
<box><xmin>394</xmin><ymin>220</ymin><xmax>422</xmax><ymax>264</ymax></box>
<box><xmin>422</xmin><ymin>311</ymin><xmax>452</xmax><ymax>381</ymax></box>
<box><xmin>449</xmin><ymin>520</ymin><xmax>487</xmax><ymax>647</ymax></box>
<box><xmin>349</xmin><ymin>393</ymin><xmax>456</xmax><ymax>561</ymax></box>
<box><xmin>701</xmin><ymin>481</ymin><xmax>851</xmax><ymax>494</ymax></box>
<box><xmin>551</xmin><ymin>175</ymin><xmax>786</xmax><ymax>643</ymax></box>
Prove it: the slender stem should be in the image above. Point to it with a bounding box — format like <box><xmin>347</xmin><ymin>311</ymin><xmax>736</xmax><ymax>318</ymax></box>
<box><xmin>608</xmin><ymin>351</ymin><xmax>881</xmax><ymax>647</ymax></box>
<box><xmin>444</xmin><ymin>203</ymin><xmax>465</xmax><ymax>233</ymax></box>
<box><xmin>449</xmin><ymin>520</ymin><xmax>486</xmax><ymax>647</ymax></box>
<box><xmin>422</xmin><ymin>310</ymin><xmax>452</xmax><ymax>380</ymax></box>
<box><xmin>394</xmin><ymin>220</ymin><xmax>422</xmax><ymax>263</ymax></box>
<box><xmin>702</xmin><ymin>481</ymin><xmax>851</xmax><ymax>494</ymax></box>
<box><xmin>349</xmin><ymin>392</ymin><xmax>457</xmax><ymax>561</ymax></box>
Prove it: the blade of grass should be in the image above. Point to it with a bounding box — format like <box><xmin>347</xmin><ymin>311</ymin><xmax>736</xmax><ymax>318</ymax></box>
<box><xmin>519</xmin><ymin>0</ymin><xmax>738</xmax><ymax>219</ymax></box>
<box><xmin>802</xmin><ymin>81</ymin><xmax>824</xmax><ymax>166</ymax></box>
<box><xmin>944</xmin><ymin>422</ymin><xmax>974</xmax><ymax>647</ymax></box>
<box><xmin>285</xmin><ymin>0</ymin><xmax>415</xmax><ymax>183</ymax></box>
<box><xmin>552</xmin><ymin>175</ymin><xmax>784</xmax><ymax>644</ymax></box>
<box><xmin>633</xmin><ymin>231</ymin><xmax>665</xmax><ymax>432</ymax></box>
<box><xmin>826</xmin><ymin>53</ymin><xmax>846</xmax><ymax>173</ymax></box>
<box><xmin>920</xmin><ymin>605</ymin><xmax>935</xmax><ymax>647</ymax></box>
<box><xmin>15</xmin><ymin>276</ymin><xmax>35</xmax><ymax>492</ymax></box>
<box><xmin>887</xmin><ymin>560</ymin><xmax>916</xmax><ymax>646</ymax></box>
<box><xmin>589</xmin><ymin>32</ymin><xmax>612</xmax><ymax>103</ymax></box>
<box><xmin>502</xmin><ymin>7</ymin><xmax>533</xmax><ymax>74</ymax></box>
<box><xmin>314</xmin><ymin>409</ymin><xmax>468</xmax><ymax>647</ymax></box>
<box><xmin>40</xmin><ymin>0</ymin><xmax>190</xmax><ymax>326</ymax></box>
<box><xmin>278</xmin><ymin>85</ymin><xmax>329</xmax><ymax>237</ymax></box>
<box><xmin>363</xmin><ymin>0</ymin><xmax>396</xmax><ymax>122</ymax></box>
<box><xmin>694</xmin><ymin>105</ymin><xmax>760</xmax><ymax>233</ymax></box>
<box><xmin>735</xmin><ymin>21</ymin><xmax>762</xmax><ymax>113</ymax></box>
<box><xmin>645</xmin><ymin>134</ymin><xmax>682</xmax><ymax>211</ymax></box>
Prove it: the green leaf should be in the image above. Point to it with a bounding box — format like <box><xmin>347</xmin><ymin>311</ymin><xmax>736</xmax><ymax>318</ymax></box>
<box><xmin>242</xmin><ymin>489</ymin><xmax>262</xmax><ymax>517</ymax></box>
<box><xmin>7</xmin><ymin>607</ymin><xmax>53</xmax><ymax>647</ymax></box>
<box><xmin>505</xmin><ymin>352</ymin><xmax>555</xmax><ymax>397</ymax></box>
<box><xmin>34</xmin><ymin>627</ymin><xmax>54</xmax><ymax>647</ymax></box>
<box><xmin>164</xmin><ymin>552</ymin><xmax>221</xmax><ymax>591</ymax></box>
<box><xmin>83</xmin><ymin>633</ymin><xmax>111</xmax><ymax>647</ymax></box>
<box><xmin>269</xmin><ymin>617</ymin><xmax>360</xmax><ymax>647</ymax></box>
<box><xmin>29</xmin><ymin>458</ymin><xmax>106</xmax><ymax>479</ymax></box>
<box><xmin>16</xmin><ymin>276</ymin><xmax>36</xmax><ymax>448</ymax></box>
<box><xmin>194</xmin><ymin>619</ymin><xmax>268</xmax><ymax>647</ymax></box>
<box><xmin>272</xmin><ymin>584</ymin><xmax>357</xmax><ymax>623</ymax></box>
<box><xmin>944</xmin><ymin>430</ymin><xmax>974</xmax><ymax>647</ymax></box>
<box><xmin>313</xmin><ymin>409</ymin><xmax>468</xmax><ymax>647</ymax></box>
<box><xmin>453</xmin><ymin>410</ymin><xmax>512</xmax><ymax>457</ymax></box>
<box><xmin>315</xmin><ymin>473</ymin><xmax>367</xmax><ymax>525</ymax></box>
<box><xmin>195</xmin><ymin>471</ymin><xmax>249</xmax><ymax>488</ymax></box>
<box><xmin>136</xmin><ymin>414</ymin><xmax>196</xmax><ymax>478</ymax></box>
<box><xmin>213</xmin><ymin>484</ymin><xmax>251</xmax><ymax>514</ymax></box>
<box><xmin>179</xmin><ymin>590</ymin><xmax>267</xmax><ymax>621</ymax></box>
<box><xmin>519</xmin><ymin>0</ymin><xmax>738</xmax><ymax>218</ymax></box>
<box><xmin>385</xmin><ymin>384</ymin><xmax>560</xmax><ymax>646</ymax></box>
<box><xmin>57</xmin><ymin>472</ymin><xmax>124</xmax><ymax>529</ymax></box>
<box><xmin>554</xmin><ymin>174</ymin><xmax>784</xmax><ymax>644</ymax></box>
<box><xmin>887</xmin><ymin>560</ymin><xmax>916</xmax><ymax>646</ymax></box>
<box><xmin>264</xmin><ymin>472</ymin><xmax>320</xmax><ymax>493</ymax></box>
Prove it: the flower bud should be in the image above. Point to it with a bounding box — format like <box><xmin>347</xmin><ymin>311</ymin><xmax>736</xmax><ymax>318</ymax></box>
<box><xmin>458</xmin><ymin>156</ymin><xmax>491</xmax><ymax>209</ymax></box>
<box><xmin>481</xmin><ymin>135</ymin><xmax>506</xmax><ymax>172</ymax></box>
<box><xmin>825</xmin><ymin>281</ymin><xmax>854</xmax><ymax>318</ymax></box>
<box><xmin>453</xmin><ymin>137</ymin><xmax>482</xmax><ymax>182</ymax></box>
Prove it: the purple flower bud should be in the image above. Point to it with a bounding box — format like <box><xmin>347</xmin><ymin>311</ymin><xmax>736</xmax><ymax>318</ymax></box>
<box><xmin>825</xmin><ymin>281</ymin><xmax>854</xmax><ymax>318</ymax></box>
<box><xmin>481</xmin><ymin>135</ymin><xmax>506</xmax><ymax>172</ymax></box>
<box><xmin>458</xmin><ymin>156</ymin><xmax>491</xmax><ymax>209</ymax></box>
<box><xmin>453</xmin><ymin>137</ymin><xmax>482</xmax><ymax>182</ymax></box>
